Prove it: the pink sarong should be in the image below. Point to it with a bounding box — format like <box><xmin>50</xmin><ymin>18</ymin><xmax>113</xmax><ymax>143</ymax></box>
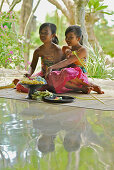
<box><xmin>47</xmin><ymin>67</ymin><xmax>88</xmax><ymax>93</ymax></box>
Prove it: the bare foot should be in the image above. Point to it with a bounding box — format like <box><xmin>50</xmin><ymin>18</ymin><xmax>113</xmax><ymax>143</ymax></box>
<box><xmin>93</xmin><ymin>85</ymin><xmax>104</xmax><ymax>94</ymax></box>
<box><xmin>81</xmin><ymin>86</ymin><xmax>94</xmax><ymax>94</ymax></box>
<box><xmin>12</xmin><ymin>79</ymin><xmax>20</xmax><ymax>85</ymax></box>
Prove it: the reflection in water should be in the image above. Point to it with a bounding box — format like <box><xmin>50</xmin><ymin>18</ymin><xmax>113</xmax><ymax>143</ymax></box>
<box><xmin>0</xmin><ymin>98</ymin><xmax>114</xmax><ymax>170</ymax></box>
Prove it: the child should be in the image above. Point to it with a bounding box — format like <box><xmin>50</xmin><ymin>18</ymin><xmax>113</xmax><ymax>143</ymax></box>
<box><xmin>46</xmin><ymin>25</ymin><xmax>104</xmax><ymax>94</ymax></box>
<box><xmin>16</xmin><ymin>22</ymin><xmax>64</xmax><ymax>92</ymax></box>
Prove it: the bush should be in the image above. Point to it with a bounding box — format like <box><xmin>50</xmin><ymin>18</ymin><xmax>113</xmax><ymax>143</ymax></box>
<box><xmin>94</xmin><ymin>19</ymin><xmax>114</xmax><ymax>58</ymax></box>
<box><xmin>87</xmin><ymin>45</ymin><xmax>114</xmax><ymax>79</ymax></box>
<box><xmin>0</xmin><ymin>11</ymin><xmax>24</xmax><ymax>69</ymax></box>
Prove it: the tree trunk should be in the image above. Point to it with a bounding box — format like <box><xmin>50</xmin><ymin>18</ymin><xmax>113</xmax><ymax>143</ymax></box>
<box><xmin>74</xmin><ymin>0</ymin><xmax>89</xmax><ymax>46</ymax></box>
<box><xmin>19</xmin><ymin>0</ymin><xmax>33</xmax><ymax>69</ymax></box>
<box><xmin>47</xmin><ymin>0</ymin><xmax>89</xmax><ymax>46</ymax></box>
<box><xmin>85</xmin><ymin>12</ymin><xmax>103</xmax><ymax>52</ymax></box>
<box><xmin>9</xmin><ymin>0</ymin><xmax>22</xmax><ymax>12</ymax></box>
<box><xmin>0</xmin><ymin>0</ymin><xmax>5</xmax><ymax>12</ymax></box>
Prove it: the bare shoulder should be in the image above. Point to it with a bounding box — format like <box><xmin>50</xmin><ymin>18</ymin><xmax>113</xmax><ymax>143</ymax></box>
<box><xmin>33</xmin><ymin>45</ymin><xmax>44</xmax><ymax>56</ymax></box>
<box><xmin>62</xmin><ymin>46</ymin><xmax>71</xmax><ymax>53</ymax></box>
<box><xmin>52</xmin><ymin>43</ymin><xmax>62</xmax><ymax>53</ymax></box>
<box><xmin>33</xmin><ymin>47</ymin><xmax>40</xmax><ymax>54</ymax></box>
<box><xmin>52</xmin><ymin>43</ymin><xmax>63</xmax><ymax>61</ymax></box>
<box><xmin>79</xmin><ymin>46</ymin><xmax>87</xmax><ymax>52</ymax></box>
<box><xmin>78</xmin><ymin>46</ymin><xmax>87</xmax><ymax>55</ymax></box>
<box><xmin>52</xmin><ymin>43</ymin><xmax>61</xmax><ymax>50</ymax></box>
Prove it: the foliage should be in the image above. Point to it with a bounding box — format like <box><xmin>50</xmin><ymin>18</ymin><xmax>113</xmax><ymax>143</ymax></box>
<box><xmin>87</xmin><ymin>45</ymin><xmax>114</xmax><ymax>79</ymax></box>
<box><xmin>31</xmin><ymin>10</ymin><xmax>68</xmax><ymax>47</ymax></box>
<box><xmin>45</xmin><ymin>10</ymin><xmax>68</xmax><ymax>46</ymax></box>
<box><xmin>94</xmin><ymin>18</ymin><xmax>114</xmax><ymax>58</ymax></box>
<box><xmin>87</xmin><ymin>0</ymin><xmax>111</xmax><ymax>14</ymax></box>
<box><xmin>0</xmin><ymin>11</ymin><xmax>24</xmax><ymax>69</ymax></box>
<box><xmin>30</xmin><ymin>22</ymin><xmax>42</xmax><ymax>47</ymax></box>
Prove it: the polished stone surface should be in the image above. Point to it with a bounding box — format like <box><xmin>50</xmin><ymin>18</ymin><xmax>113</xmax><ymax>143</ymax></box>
<box><xmin>0</xmin><ymin>98</ymin><xmax>114</xmax><ymax>170</ymax></box>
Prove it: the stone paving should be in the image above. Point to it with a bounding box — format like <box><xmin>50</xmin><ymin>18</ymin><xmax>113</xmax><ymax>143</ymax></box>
<box><xmin>0</xmin><ymin>68</ymin><xmax>114</xmax><ymax>110</ymax></box>
<box><xmin>0</xmin><ymin>68</ymin><xmax>26</xmax><ymax>86</ymax></box>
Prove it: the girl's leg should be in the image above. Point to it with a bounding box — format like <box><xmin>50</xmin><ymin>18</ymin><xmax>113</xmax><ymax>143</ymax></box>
<box><xmin>65</xmin><ymin>81</ymin><xmax>93</xmax><ymax>94</ymax></box>
<box><xmin>89</xmin><ymin>83</ymin><xmax>104</xmax><ymax>94</ymax></box>
<box><xmin>65</xmin><ymin>78</ymin><xmax>104</xmax><ymax>94</ymax></box>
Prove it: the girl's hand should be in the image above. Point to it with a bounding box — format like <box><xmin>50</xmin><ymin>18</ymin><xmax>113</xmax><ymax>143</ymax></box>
<box><xmin>45</xmin><ymin>66</ymin><xmax>52</xmax><ymax>78</ymax></box>
<box><xmin>24</xmin><ymin>73</ymin><xmax>31</xmax><ymax>78</ymax></box>
<box><xmin>65</xmin><ymin>49</ymin><xmax>72</xmax><ymax>59</ymax></box>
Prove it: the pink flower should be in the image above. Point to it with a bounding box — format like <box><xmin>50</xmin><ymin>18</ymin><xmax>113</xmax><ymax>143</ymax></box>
<box><xmin>9</xmin><ymin>51</ymin><xmax>13</xmax><ymax>54</ymax></box>
<box><xmin>8</xmin><ymin>58</ymin><xmax>12</xmax><ymax>62</ymax></box>
<box><xmin>4</xmin><ymin>25</ymin><xmax>7</xmax><ymax>29</ymax></box>
<box><xmin>5</xmin><ymin>60</ymin><xmax>7</xmax><ymax>63</ymax></box>
<box><xmin>27</xmin><ymin>61</ymin><xmax>31</xmax><ymax>65</ymax></box>
<box><xmin>8</xmin><ymin>58</ymin><xmax>11</xmax><ymax>60</ymax></box>
<box><xmin>1</xmin><ymin>25</ymin><xmax>4</xmax><ymax>29</ymax></box>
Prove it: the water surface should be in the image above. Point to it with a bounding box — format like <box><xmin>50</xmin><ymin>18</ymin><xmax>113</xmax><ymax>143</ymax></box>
<box><xmin>0</xmin><ymin>98</ymin><xmax>113</xmax><ymax>170</ymax></box>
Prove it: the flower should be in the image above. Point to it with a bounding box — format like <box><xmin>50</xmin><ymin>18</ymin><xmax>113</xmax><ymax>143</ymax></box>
<box><xmin>27</xmin><ymin>61</ymin><xmax>31</xmax><ymax>65</ymax></box>
<box><xmin>8</xmin><ymin>58</ymin><xmax>12</xmax><ymax>63</ymax></box>
<box><xmin>1</xmin><ymin>25</ymin><xmax>4</xmax><ymax>29</ymax></box>
<box><xmin>9</xmin><ymin>51</ymin><xmax>13</xmax><ymax>54</ymax></box>
<box><xmin>4</xmin><ymin>25</ymin><xmax>7</xmax><ymax>29</ymax></box>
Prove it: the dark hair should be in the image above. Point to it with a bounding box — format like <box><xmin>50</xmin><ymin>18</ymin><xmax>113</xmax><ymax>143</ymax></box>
<box><xmin>65</xmin><ymin>25</ymin><xmax>83</xmax><ymax>45</ymax></box>
<box><xmin>38</xmin><ymin>135</ymin><xmax>55</xmax><ymax>154</ymax></box>
<box><xmin>63</xmin><ymin>131</ymin><xmax>81</xmax><ymax>152</ymax></box>
<box><xmin>39</xmin><ymin>22</ymin><xmax>59</xmax><ymax>45</ymax></box>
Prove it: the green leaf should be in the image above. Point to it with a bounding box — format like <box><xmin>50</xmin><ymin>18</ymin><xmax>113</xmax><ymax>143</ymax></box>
<box><xmin>3</xmin><ymin>22</ymin><xmax>12</xmax><ymax>29</ymax></box>
<box><xmin>101</xmin><ymin>11</ymin><xmax>113</xmax><ymax>15</ymax></box>
<box><xmin>95</xmin><ymin>5</ymin><xmax>108</xmax><ymax>11</ymax></box>
<box><xmin>90</xmin><ymin>0</ymin><xmax>95</xmax><ymax>6</ymax></box>
<box><xmin>93</xmin><ymin>0</ymin><xmax>100</xmax><ymax>9</ymax></box>
<box><xmin>88</xmin><ymin>1</ymin><xmax>92</xmax><ymax>9</ymax></box>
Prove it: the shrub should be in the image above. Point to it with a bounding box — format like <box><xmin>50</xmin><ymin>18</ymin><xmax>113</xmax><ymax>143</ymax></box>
<box><xmin>0</xmin><ymin>11</ymin><xmax>24</xmax><ymax>69</ymax></box>
<box><xmin>87</xmin><ymin>45</ymin><xmax>114</xmax><ymax>79</ymax></box>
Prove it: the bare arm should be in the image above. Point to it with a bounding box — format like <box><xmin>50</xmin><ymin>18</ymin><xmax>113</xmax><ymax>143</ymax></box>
<box><xmin>45</xmin><ymin>55</ymin><xmax>77</xmax><ymax>78</ymax></box>
<box><xmin>50</xmin><ymin>47</ymin><xmax>87</xmax><ymax>70</ymax></box>
<box><xmin>25</xmin><ymin>48</ymin><xmax>39</xmax><ymax>77</ymax></box>
<box><xmin>45</xmin><ymin>47</ymin><xmax>87</xmax><ymax>78</ymax></box>
<box><xmin>51</xmin><ymin>55</ymin><xmax>76</xmax><ymax>70</ymax></box>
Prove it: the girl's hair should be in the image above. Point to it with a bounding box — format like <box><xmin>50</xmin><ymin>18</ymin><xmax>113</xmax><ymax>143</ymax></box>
<box><xmin>39</xmin><ymin>22</ymin><xmax>59</xmax><ymax>45</ymax></box>
<box><xmin>65</xmin><ymin>25</ymin><xmax>83</xmax><ymax>45</ymax></box>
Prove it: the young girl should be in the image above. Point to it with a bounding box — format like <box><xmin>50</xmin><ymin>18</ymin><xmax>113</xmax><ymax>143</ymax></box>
<box><xmin>16</xmin><ymin>22</ymin><xmax>64</xmax><ymax>92</ymax></box>
<box><xmin>46</xmin><ymin>25</ymin><xmax>104</xmax><ymax>94</ymax></box>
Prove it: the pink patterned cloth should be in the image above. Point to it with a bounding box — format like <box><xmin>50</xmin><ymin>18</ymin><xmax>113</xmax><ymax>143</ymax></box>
<box><xmin>16</xmin><ymin>67</ymin><xmax>88</xmax><ymax>94</ymax></box>
<box><xmin>47</xmin><ymin>67</ymin><xmax>89</xmax><ymax>93</ymax></box>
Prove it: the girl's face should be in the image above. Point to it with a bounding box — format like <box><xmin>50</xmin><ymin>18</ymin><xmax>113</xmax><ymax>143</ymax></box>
<box><xmin>65</xmin><ymin>32</ymin><xmax>80</xmax><ymax>46</ymax></box>
<box><xmin>40</xmin><ymin>26</ymin><xmax>53</xmax><ymax>43</ymax></box>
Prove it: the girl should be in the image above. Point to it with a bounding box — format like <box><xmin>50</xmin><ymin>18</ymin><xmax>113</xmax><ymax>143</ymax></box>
<box><xmin>16</xmin><ymin>22</ymin><xmax>64</xmax><ymax>92</ymax></box>
<box><xmin>46</xmin><ymin>25</ymin><xmax>104</xmax><ymax>94</ymax></box>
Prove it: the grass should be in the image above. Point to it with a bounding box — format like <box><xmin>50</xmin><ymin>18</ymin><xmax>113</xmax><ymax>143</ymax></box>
<box><xmin>86</xmin><ymin>45</ymin><xmax>114</xmax><ymax>79</ymax></box>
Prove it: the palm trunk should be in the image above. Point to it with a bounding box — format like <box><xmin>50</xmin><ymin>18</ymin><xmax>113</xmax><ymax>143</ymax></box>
<box><xmin>74</xmin><ymin>0</ymin><xmax>89</xmax><ymax>46</ymax></box>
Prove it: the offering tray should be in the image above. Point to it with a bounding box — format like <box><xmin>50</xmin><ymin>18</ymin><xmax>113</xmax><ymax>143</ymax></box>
<box><xmin>20</xmin><ymin>83</ymin><xmax>45</xmax><ymax>99</ymax></box>
<box><xmin>43</xmin><ymin>95</ymin><xmax>75</xmax><ymax>103</ymax></box>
